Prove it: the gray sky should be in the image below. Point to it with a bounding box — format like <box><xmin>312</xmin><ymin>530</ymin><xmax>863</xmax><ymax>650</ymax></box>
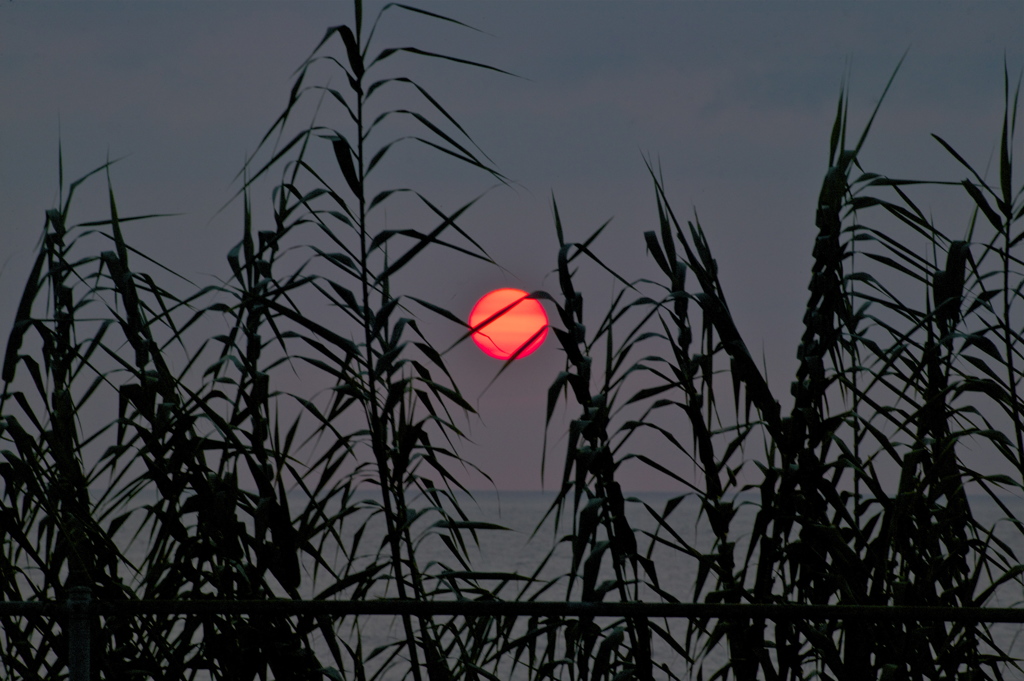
<box><xmin>2</xmin><ymin>1</ymin><xmax>1022</xmax><ymax>492</ymax></box>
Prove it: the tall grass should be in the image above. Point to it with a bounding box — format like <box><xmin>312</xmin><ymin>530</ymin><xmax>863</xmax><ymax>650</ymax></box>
<box><xmin>538</xmin><ymin>63</ymin><xmax>1024</xmax><ymax>679</ymax></box>
<box><xmin>2</xmin><ymin>2</ymin><xmax>1022</xmax><ymax>680</ymax></box>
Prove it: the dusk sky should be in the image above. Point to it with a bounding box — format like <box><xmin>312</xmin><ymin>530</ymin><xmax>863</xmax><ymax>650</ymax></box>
<box><xmin>2</xmin><ymin>2</ymin><xmax>1022</xmax><ymax>492</ymax></box>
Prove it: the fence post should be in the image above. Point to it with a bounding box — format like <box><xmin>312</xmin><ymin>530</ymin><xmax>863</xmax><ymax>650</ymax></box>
<box><xmin>67</xmin><ymin>586</ymin><xmax>91</xmax><ymax>681</ymax></box>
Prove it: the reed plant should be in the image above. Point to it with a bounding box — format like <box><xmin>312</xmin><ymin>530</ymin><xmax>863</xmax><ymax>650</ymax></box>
<box><xmin>2</xmin><ymin>2</ymin><xmax>1022</xmax><ymax>680</ymax></box>
<box><xmin>2</xmin><ymin>3</ymin><xmax>512</xmax><ymax>679</ymax></box>
<box><xmin>537</xmin><ymin>63</ymin><xmax>1024</xmax><ymax>680</ymax></box>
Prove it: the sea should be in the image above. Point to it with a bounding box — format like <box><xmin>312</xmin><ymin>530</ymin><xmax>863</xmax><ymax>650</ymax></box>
<box><xmin>84</xmin><ymin>490</ymin><xmax>1024</xmax><ymax>679</ymax></box>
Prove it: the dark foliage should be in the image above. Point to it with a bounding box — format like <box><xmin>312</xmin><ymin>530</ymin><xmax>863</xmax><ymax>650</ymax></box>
<box><xmin>2</xmin><ymin>3</ymin><xmax>1022</xmax><ymax>680</ymax></box>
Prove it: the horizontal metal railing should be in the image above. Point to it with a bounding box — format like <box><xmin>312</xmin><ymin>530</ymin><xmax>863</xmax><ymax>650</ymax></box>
<box><xmin>4</xmin><ymin>596</ymin><xmax>1024</xmax><ymax>622</ymax></box>
<box><xmin>4</xmin><ymin>591</ymin><xmax>1023</xmax><ymax>681</ymax></box>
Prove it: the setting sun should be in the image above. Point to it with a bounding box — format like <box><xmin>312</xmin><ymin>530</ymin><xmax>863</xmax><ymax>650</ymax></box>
<box><xmin>469</xmin><ymin>288</ymin><xmax>548</xmax><ymax>360</ymax></box>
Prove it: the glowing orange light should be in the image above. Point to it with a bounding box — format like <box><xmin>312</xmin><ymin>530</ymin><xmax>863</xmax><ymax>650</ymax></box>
<box><xmin>469</xmin><ymin>288</ymin><xmax>548</xmax><ymax>360</ymax></box>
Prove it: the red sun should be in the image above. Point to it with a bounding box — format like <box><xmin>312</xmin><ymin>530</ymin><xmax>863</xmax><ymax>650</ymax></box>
<box><xmin>469</xmin><ymin>288</ymin><xmax>548</xmax><ymax>360</ymax></box>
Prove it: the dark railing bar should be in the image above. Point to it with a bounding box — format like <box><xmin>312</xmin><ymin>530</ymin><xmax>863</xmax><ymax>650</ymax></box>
<box><xmin>3</xmin><ymin>599</ymin><xmax>1024</xmax><ymax>623</ymax></box>
<box><xmin>66</xmin><ymin>587</ymin><xmax>91</xmax><ymax>681</ymax></box>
